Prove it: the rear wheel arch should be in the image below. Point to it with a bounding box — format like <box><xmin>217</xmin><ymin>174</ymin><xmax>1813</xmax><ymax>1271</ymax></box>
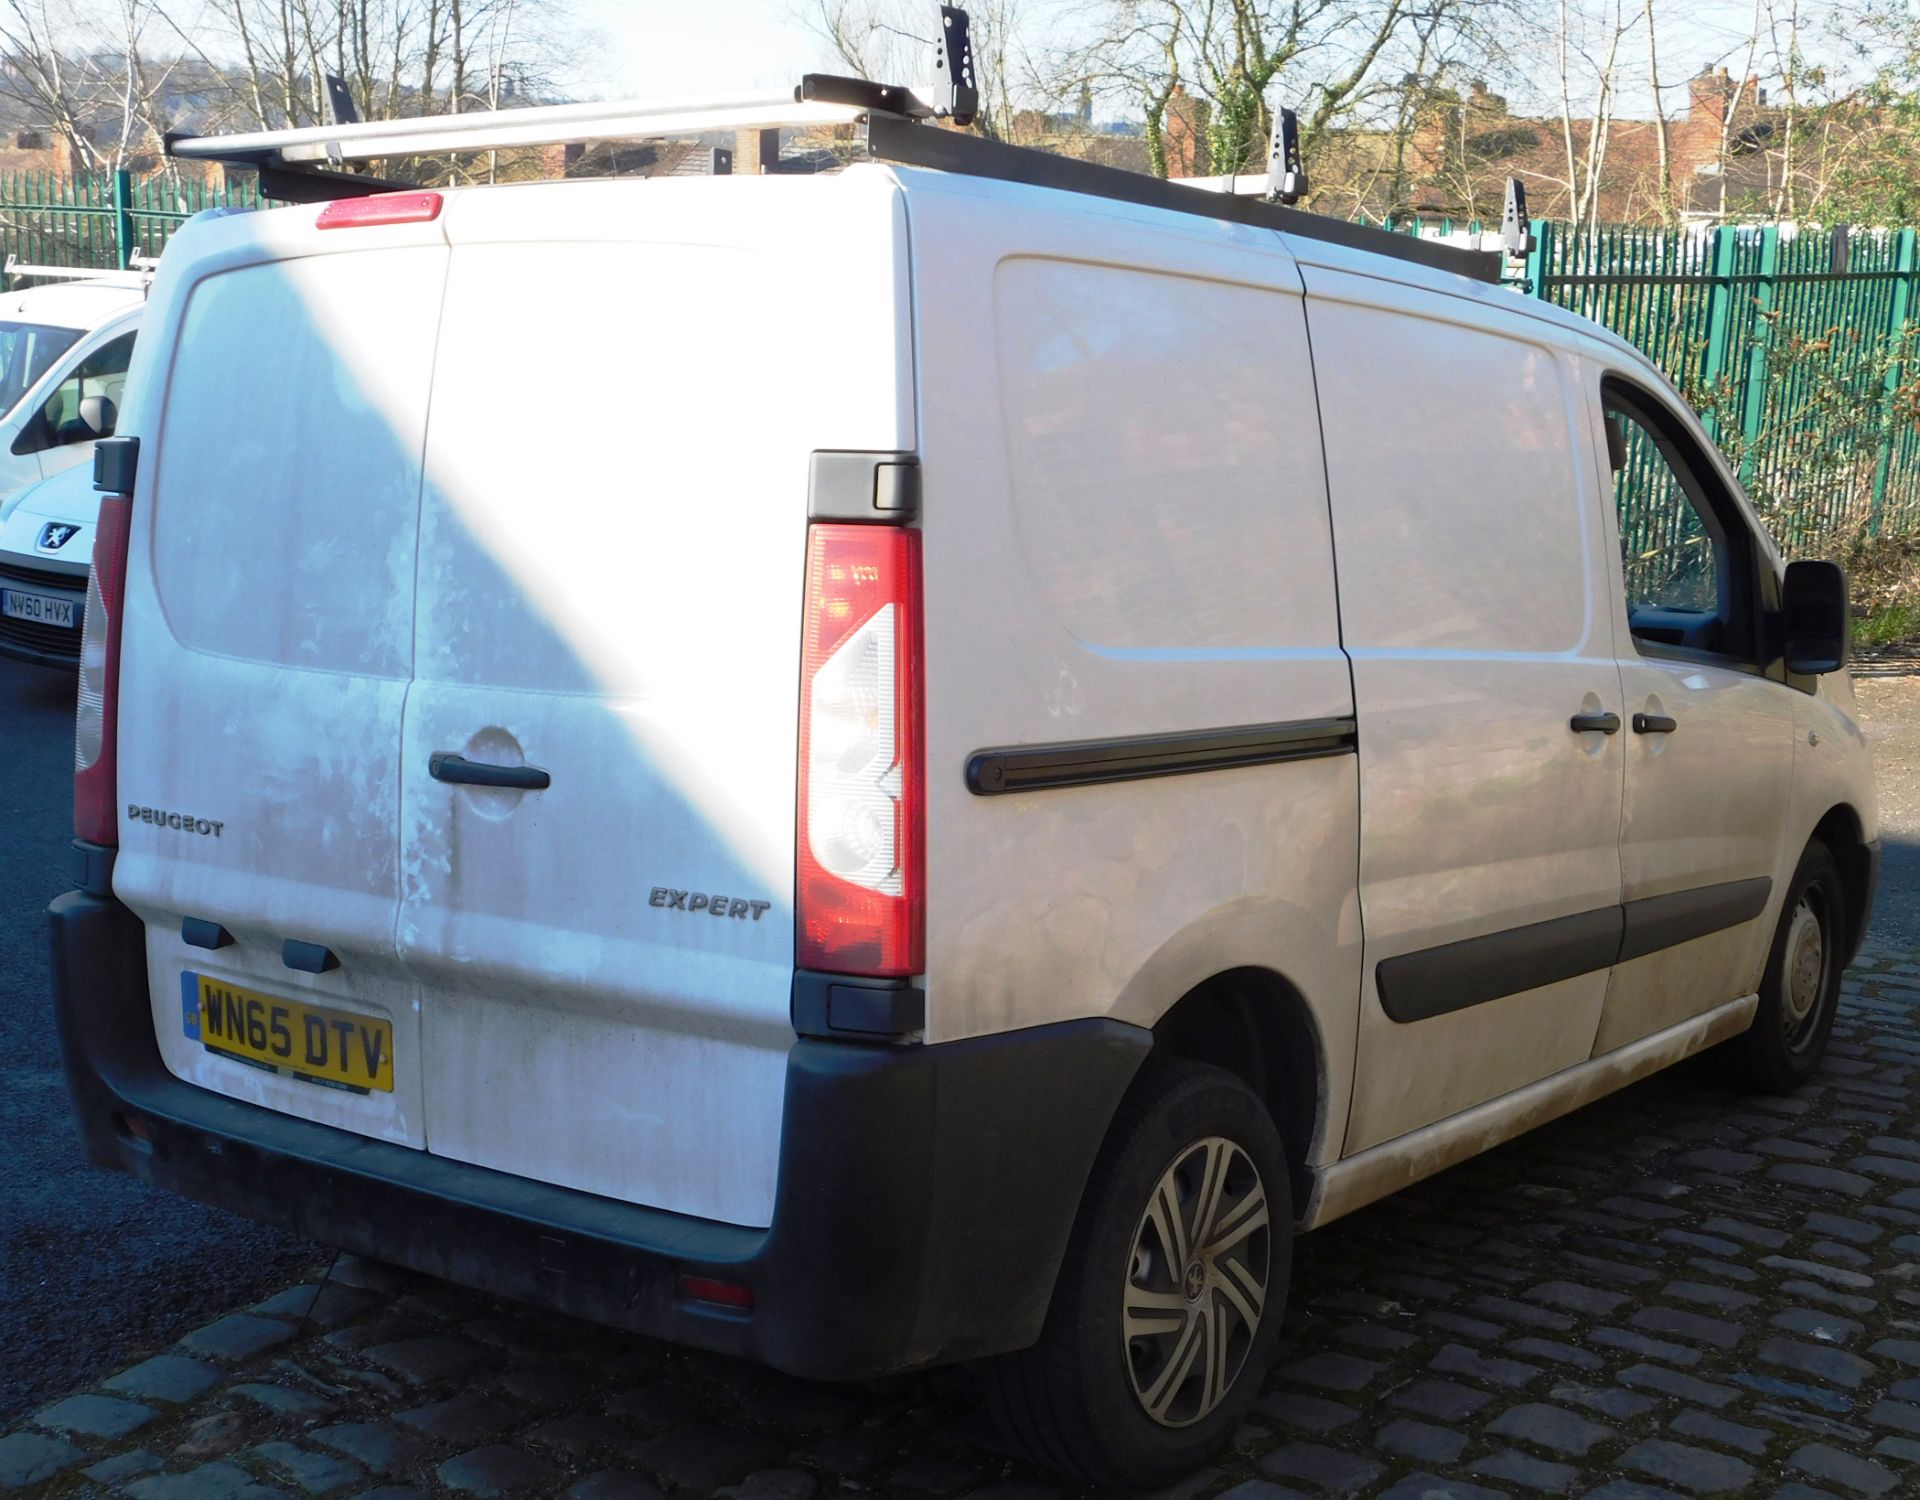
<box><xmin>1148</xmin><ymin>967</ymin><xmax>1323</xmax><ymax>1216</ymax></box>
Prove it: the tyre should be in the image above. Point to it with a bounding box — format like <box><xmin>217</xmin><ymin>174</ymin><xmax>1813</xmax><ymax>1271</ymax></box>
<box><xmin>984</xmin><ymin>1057</ymin><xmax>1291</xmax><ymax>1490</ymax></box>
<box><xmin>1724</xmin><ymin>840</ymin><xmax>1849</xmax><ymax>1092</ymax></box>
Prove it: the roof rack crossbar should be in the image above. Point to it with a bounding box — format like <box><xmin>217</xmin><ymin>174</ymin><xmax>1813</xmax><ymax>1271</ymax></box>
<box><xmin>3</xmin><ymin>255</ymin><xmax>158</xmax><ymax>287</ymax></box>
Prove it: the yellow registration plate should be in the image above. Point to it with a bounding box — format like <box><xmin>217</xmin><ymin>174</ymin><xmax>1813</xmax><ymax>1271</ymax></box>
<box><xmin>184</xmin><ymin>972</ymin><xmax>393</xmax><ymax>1094</ymax></box>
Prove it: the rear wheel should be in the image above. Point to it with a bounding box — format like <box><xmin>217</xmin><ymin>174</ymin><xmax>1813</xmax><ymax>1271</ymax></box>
<box><xmin>1724</xmin><ymin>840</ymin><xmax>1848</xmax><ymax>1092</ymax></box>
<box><xmin>983</xmin><ymin>1057</ymin><xmax>1291</xmax><ymax>1489</ymax></box>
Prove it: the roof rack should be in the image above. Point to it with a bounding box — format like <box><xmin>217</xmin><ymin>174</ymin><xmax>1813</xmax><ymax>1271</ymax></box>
<box><xmin>4</xmin><ymin>253</ymin><xmax>160</xmax><ymax>290</ymax></box>
<box><xmin>164</xmin><ymin>6</ymin><xmax>1498</xmax><ymax>286</ymax></box>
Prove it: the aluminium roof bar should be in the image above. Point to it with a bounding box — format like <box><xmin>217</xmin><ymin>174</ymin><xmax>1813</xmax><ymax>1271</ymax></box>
<box><xmin>166</xmin><ymin>92</ymin><xmax>868</xmax><ymax>166</ymax></box>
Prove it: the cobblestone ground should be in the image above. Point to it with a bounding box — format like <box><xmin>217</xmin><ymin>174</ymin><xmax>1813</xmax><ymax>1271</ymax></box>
<box><xmin>9</xmin><ymin>947</ymin><xmax>1920</xmax><ymax>1500</ymax></box>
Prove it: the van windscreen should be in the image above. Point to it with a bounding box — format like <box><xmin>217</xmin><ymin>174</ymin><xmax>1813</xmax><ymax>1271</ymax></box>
<box><xmin>0</xmin><ymin>321</ymin><xmax>82</xmax><ymax>417</ymax></box>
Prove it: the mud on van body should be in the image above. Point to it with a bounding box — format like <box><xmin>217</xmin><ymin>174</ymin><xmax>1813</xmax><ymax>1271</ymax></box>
<box><xmin>53</xmin><ymin>157</ymin><xmax>1876</xmax><ymax>1487</ymax></box>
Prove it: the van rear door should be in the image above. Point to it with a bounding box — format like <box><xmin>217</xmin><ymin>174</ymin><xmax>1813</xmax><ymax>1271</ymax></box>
<box><xmin>399</xmin><ymin>173</ymin><xmax>914</xmax><ymax>1228</ymax></box>
<box><xmin>116</xmin><ymin>212</ymin><xmax>447</xmax><ymax>1147</ymax></box>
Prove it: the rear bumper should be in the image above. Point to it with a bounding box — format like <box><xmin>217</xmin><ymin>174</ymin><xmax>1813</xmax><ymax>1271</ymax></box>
<box><xmin>52</xmin><ymin>870</ymin><xmax>1150</xmax><ymax>1381</ymax></box>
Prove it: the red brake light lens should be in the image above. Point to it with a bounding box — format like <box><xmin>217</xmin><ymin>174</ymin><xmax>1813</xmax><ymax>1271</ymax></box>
<box><xmin>74</xmin><ymin>492</ymin><xmax>132</xmax><ymax>846</ymax></box>
<box><xmin>316</xmin><ymin>191</ymin><xmax>443</xmax><ymax>230</ymax></box>
<box><xmin>796</xmin><ymin>524</ymin><xmax>924</xmax><ymax>977</ymax></box>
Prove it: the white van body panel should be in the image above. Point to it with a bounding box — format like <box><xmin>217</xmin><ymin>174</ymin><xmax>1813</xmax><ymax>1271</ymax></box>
<box><xmin>1300</xmin><ymin>264</ymin><xmax>1630</xmax><ymax>1152</ymax></box>
<box><xmin>905</xmin><ymin>171</ymin><xmax>1361</xmax><ymax>1165</ymax></box>
<box><xmin>400</xmin><ymin>175</ymin><xmax>913</xmax><ymax>1227</ymax></box>
<box><xmin>0</xmin><ymin>460</ymin><xmax>102</xmax><ymax>571</ymax></box>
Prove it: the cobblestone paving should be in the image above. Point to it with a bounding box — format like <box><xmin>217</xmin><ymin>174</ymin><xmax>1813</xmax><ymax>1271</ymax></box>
<box><xmin>10</xmin><ymin>946</ymin><xmax>1920</xmax><ymax>1499</ymax></box>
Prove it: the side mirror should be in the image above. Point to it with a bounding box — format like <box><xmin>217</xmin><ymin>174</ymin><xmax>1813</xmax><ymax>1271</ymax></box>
<box><xmin>1781</xmin><ymin>558</ymin><xmax>1850</xmax><ymax>675</ymax></box>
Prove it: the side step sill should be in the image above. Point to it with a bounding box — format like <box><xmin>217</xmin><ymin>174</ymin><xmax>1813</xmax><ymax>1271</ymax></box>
<box><xmin>1301</xmin><ymin>994</ymin><xmax>1758</xmax><ymax>1230</ymax></box>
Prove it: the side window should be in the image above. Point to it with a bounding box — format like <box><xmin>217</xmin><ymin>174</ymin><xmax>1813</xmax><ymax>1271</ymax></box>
<box><xmin>1604</xmin><ymin>384</ymin><xmax>1754</xmax><ymax>662</ymax></box>
<box><xmin>13</xmin><ymin>330</ymin><xmax>134</xmax><ymax>455</ymax></box>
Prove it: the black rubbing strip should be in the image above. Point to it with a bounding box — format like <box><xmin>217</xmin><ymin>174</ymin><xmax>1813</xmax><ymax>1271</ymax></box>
<box><xmin>1618</xmin><ymin>877</ymin><xmax>1773</xmax><ymax>963</ymax></box>
<box><xmin>965</xmin><ymin>718</ymin><xmax>1356</xmax><ymax>796</ymax></box>
<box><xmin>1377</xmin><ymin>906</ymin><xmax>1625</xmax><ymax>1024</ymax></box>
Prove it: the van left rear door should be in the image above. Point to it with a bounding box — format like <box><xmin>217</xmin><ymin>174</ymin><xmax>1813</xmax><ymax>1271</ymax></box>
<box><xmin>117</xmin><ymin>216</ymin><xmax>446</xmax><ymax>1149</ymax></box>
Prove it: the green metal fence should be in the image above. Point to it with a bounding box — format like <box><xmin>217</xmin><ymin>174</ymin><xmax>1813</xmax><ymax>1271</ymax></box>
<box><xmin>1519</xmin><ymin>220</ymin><xmax>1920</xmax><ymax>549</ymax></box>
<box><xmin>0</xmin><ymin>168</ymin><xmax>258</xmax><ymax>278</ymax></box>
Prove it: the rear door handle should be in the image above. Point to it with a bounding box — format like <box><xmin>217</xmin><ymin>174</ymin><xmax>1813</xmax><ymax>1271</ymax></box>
<box><xmin>1632</xmin><ymin>713</ymin><xmax>1678</xmax><ymax>735</ymax></box>
<box><xmin>429</xmin><ymin>752</ymin><xmax>551</xmax><ymax>790</ymax></box>
<box><xmin>1569</xmin><ymin>711</ymin><xmax>1621</xmax><ymax>735</ymax></box>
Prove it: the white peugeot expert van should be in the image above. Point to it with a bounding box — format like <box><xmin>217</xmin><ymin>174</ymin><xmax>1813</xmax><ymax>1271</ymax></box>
<box><xmin>54</xmin><ymin>47</ymin><xmax>1877</xmax><ymax>1489</ymax></box>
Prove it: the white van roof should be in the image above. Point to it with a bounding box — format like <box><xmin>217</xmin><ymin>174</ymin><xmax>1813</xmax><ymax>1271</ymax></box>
<box><xmin>0</xmin><ymin>278</ymin><xmax>145</xmax><ymax>333</ymax></box>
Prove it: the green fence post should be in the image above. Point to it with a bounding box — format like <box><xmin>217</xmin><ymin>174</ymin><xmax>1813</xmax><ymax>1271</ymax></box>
<box><xmin>111</xmin><ymin>168</ymin><xmax>134</xmax><ymax>269</ymax></box>
<box><xmin>1524</xmin><ymin>218</ymin><xmax>1551</xmax><ymax>300</ymax></box>
<box><xmin>1736</xmin><ymin>224</ymin><xmax>1781</xmax><ymax>483</ymax></box>
<box><xmin>1870</xmin><ymin>228</ymin><xmax>1917</xmax><ymax>532</ymax></box>
<box><xmin>1697</xmin><ymin>226</ymin><xmax>1739</xmax><ymax>444</ymax></box>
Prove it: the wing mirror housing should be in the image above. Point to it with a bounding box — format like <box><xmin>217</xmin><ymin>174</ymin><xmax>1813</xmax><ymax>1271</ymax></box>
<box><xmin>1780</xmin><ymin>558</ymin><xmax>1850</xmax><ymax>675</ymax></box>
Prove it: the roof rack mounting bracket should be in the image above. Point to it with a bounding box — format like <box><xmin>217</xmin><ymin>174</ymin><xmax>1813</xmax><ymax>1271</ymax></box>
<box><xmin>932</xmin><ymin>5</ymin><xmax>979</xmax><ymax>127</ymax></box>
<box><xmin>1266</xmin><ymin>107</ymin><xmax>1307</xmax><ymax>206</ymax></box>
<box><xmin>1503</xmin><ymin>177</ymin><xmax>1536</xmax><ymax>258</ymax></box>
<box><xmin>324</xmin><ymin>74</ymin><xmax>360</xmax><ymax>127</ymax></box>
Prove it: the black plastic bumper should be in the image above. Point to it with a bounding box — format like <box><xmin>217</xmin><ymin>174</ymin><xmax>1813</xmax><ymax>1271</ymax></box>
<box><xmin>52</xmin><ymin>878</ymin><xmax>1151</xmax><ymax>1381</ymax></box>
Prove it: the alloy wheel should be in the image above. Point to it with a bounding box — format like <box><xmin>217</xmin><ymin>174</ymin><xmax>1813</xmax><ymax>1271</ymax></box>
<box><xmin>1122</xmin><ymin>1136</ymin><xmax>1271</xmax><ymax>1428</ymax></box>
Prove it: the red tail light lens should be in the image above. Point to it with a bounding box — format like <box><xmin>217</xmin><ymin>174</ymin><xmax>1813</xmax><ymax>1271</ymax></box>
<box><xmin>74</xmin><ymin>492</ymin><xmax>132</xmax><ymax>846</ymax></box>
<box><xmin>316</xmin><ymin>191</ymin><xmax>443</xmax><ymax>230</ymax></box>
<box><xmin>796</xmin><ymin>523</ymin><xmax>924</xmax><ymax>977</ymax></box>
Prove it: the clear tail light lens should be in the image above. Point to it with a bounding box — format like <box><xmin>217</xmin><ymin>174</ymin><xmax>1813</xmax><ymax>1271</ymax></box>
<box><xmin>74</xmin><ymin>492</ymin><xmax>132</xmax><ymax>846</ymax></box>
<box><xmin>797</xmin><ymin>523</ymin><xmax>923</xmax><ymax>976</ymax></box>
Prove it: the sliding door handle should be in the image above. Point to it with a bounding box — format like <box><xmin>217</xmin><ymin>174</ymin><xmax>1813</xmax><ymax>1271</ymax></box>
<box><xmin>1569</xmin><ymin>711</ymin><xmax>1622</xmax><ymax>735</ymax></box>
<box><xmin>1632</xmin><ymin>713</ymin><xmax>1678</xmax><ymax>735</ymax></box>
<box><xmin>429</xmin><ymin>752</ymin><xmax>551</xmax><ymax>790</ymax></box>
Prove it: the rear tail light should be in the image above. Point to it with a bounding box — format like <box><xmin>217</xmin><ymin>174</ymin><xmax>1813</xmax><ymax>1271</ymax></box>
<box><xmin>74</xmin><ymin>492</ymin><xmax>132</xmax><ymax>846</ymax></box>
<box><xmin>796</xmin><ymin>523</ymin><xmax>924</xmax><ymax>977</ymax></box>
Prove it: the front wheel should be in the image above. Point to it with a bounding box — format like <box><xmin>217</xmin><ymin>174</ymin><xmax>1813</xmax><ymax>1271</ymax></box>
<box><xmin>1724</xmin><ymin>840</ymin><xmax>1848</xmax><ymax>1092</ymax></box>
<box><xmin>983</xmin><ymin>1057</ymin><xmax>1292</xmax><ymax>1489</ymax></box>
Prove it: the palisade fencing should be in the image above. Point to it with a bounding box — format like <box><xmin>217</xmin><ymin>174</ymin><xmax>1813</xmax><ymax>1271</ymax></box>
<box><xmin>1519</xmin><ymin>221</ymin><xmax>1920</xmax><ymax>550</ymax></box>
<box><xmin>0</xmin><ymin>169</ymin><xmax>258</xmax><ymax>277</ymax></box>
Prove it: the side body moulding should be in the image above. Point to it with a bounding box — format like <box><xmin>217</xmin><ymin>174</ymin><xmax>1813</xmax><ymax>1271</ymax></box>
<box><xmin>1376</xmin><ymin>878</ymin><xmax>1773</xmax><ymax>1023</ymax></box>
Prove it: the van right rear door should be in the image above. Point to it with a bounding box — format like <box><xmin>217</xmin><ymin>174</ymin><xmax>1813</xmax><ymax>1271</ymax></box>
<box><xmin>396</xmin><ymin>174</ymin><xmax>916</xmax><ymax>1230</ymax></box>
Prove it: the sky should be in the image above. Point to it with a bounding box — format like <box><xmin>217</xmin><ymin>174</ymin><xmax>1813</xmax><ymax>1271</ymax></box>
<box><xmin>551</xmin><ymin>0</ymin><xmax>1856</xmax><ymax>123</ymax></box>
<box><xmin>573</xmin><ymin>1</ymin><xmax>833</xmax><ymax>97</ymax></box>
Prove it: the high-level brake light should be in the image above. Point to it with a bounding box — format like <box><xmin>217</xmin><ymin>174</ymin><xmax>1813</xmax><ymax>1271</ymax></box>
<box><xmin>796</xmin><ymin>524</ymin><xmax>924</xmax><ymax>977</ymax></box>
<box><xmin>315</xmin><ymin>191</ymin><xmax>442</xmax><ymax>229</ymax></box>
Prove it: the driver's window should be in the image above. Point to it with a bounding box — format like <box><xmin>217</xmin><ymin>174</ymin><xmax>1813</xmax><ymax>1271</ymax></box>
<box><xmin>24</xmin><ymin>330</ymin><xmax>134</xmax><ymax>453</ymax></box>
<box><xmin>1610</xmin><ymin>406</ymin><xmax>1720</xmax><ymax>615</ymax></box>
<box><xmin>1603</xmin><ymin>386</ymin><xmax>1752</xmax><ymax>662</ymax></box>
